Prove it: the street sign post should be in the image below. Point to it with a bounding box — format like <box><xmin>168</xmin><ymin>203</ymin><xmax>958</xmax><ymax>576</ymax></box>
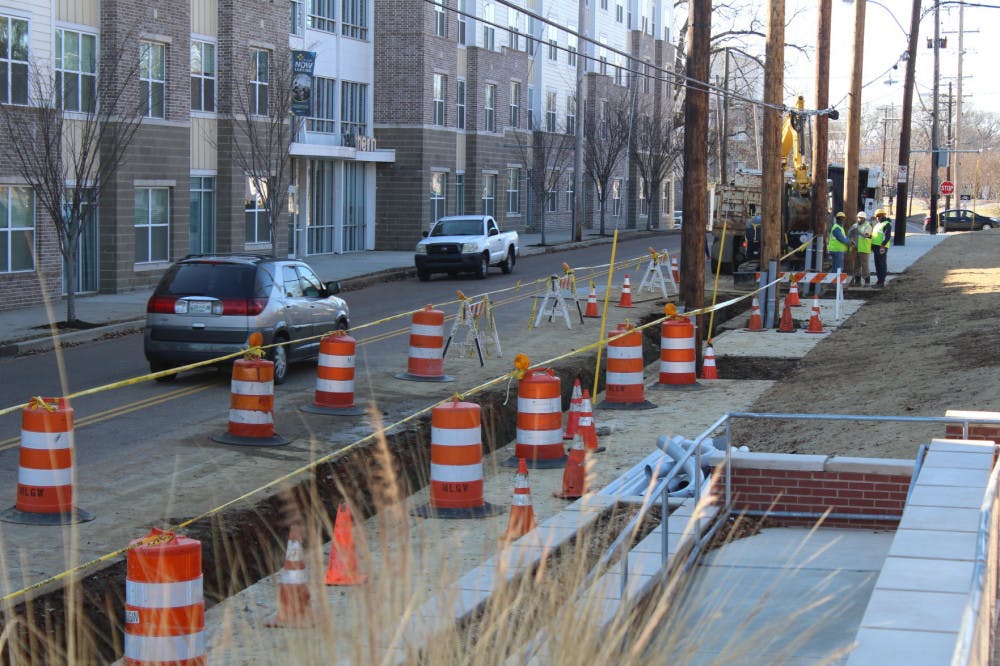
<box><xmin>940</xmin><ymin>181</ymin><xmax>955</xmax><ymax>196</ymax></box>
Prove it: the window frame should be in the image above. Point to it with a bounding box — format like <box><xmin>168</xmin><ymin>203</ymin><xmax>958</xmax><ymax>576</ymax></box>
<box><xmin>484</xmin><ymin>83</ymin><xmax>496</xmax><ymax>132</ymax></box>
<box><xmin>140</xmin><ymin>41</ymin><xmax>166</xmax><ymax>119</ymax></box>
<box><xmin>566</xmin><ymin>95</ymin><xmax>576</xmax><ymax>136</ymax></box>
<box><xmin>481</xmin><ymin>173</ymin><xmax>496</xmax><ymax>217</ymax></box>
<box><xmin>342</xmin><ymin>0</ymin><xmax>368</xmax><ymax>40</ymax></box>
<box><xmin>0</xmin><ymin>15</ymin><xmax>28</xmax><ymax>105</ymax></box>
<box><xmin>430</xmin><ymin>171</ymin><xmax>447</xmax><ymax>223</ymax></box>
<box><xmin>307</xmin><ymin>76</ymin><xmax>337</xmax><ymax>133</ymax></box>
<box><xmin>134</xmin><ymin>187</ymin><xmax>170</xmax><ymax>263</ymax></box>
<box><xmin>290</xmin><ymin>0</ymin><xmax>305</xmax><ymax>35</ymax></box>
<box><xmin>55</xmin><ymin>28</ymin><xmax>97</xmax><ymax>113</ymax></box>
<box><xmin>244</xmin><ymin>178</ymin><xmax>270</xmax><ymax>244</ymax></box>
<box><xmin>433</xmin><ymin>0</ymin><xmax>447</xmax><ymax>37</ymax></box>
<box><xmin>340</xmin><ymin>80</ymin><xmax>368</xmax><ymax>136</ymax></box>
<box><xmin>505</xmin><ymin>167</ymin><xmax>520</xmax><ymax>215</ymax></box>
<box><xmin>0</xmin><ymin>185</ymin><xmax>35</xmax><ymax>273</ymax></box>
<box><xmin>455</xmin><ymin>173</ymin><xmax>465</xmax><ymax>215</ymax></box>
<box><xmin>546</xmin><ymin>170</ymin><xmax>559</xmax><ymax>213</ymax></box>
<box><xmin>456</xmin><ymin>79</ymin><xmax>466</xmax><ymax>129</ymax></box>
<box><xmin>249</xmin><ymin>48</ymin><xmax>270</xmax><ymax>117</ymax></box>
<box><xmin>309</xmin><ymin>0</ymin><xmax>336</xmax><ymax>33</ymax></box>
<box><xmin>190</xmin><ymin>40</ymin><xmax>216</xmax><ymax>113</ymax></box>
<box><xmin>509</xmin><ymin>81</ymin><xmax>520</xmax><ymax>128</ymax></box>
<box><xmin>433</xmin><ymin>73</ymin><xmax>446</xmax><ymax>126</ymax></box>
<box><xmin>545</xmin><ymin>91</ymin><xmax>556</xmax><ymax>133</ymax></box>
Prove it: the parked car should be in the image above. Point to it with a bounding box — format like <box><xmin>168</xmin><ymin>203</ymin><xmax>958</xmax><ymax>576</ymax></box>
<box><xmin>924</xmin><ymin>209</ymin><xmax>999</xmax><ymax>232</ymax></box>
<box><xmin>144</xmin><ymin>254</ymin><xmax>349</xmax><ymax>383</ymax></box>
<box><xmin>673</xmin><ymin>210</ymin><xmax>683</xmax><ymax>227</ymax></box>
<box><xmin>414</xmin><ymin>215</ymin><xmax>519</xmax><ymax>281</ymax></box>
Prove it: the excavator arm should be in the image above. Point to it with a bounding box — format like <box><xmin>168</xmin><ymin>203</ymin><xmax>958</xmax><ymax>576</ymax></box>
<box><xmin>781</xmin><ymin>95</ymin><xmax>812</xmax><ymax>197</ymax></box>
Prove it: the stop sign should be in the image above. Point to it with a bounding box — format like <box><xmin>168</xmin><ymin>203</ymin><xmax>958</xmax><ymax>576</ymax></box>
<box><xmin>940</xmin><ymin>181</ymin><xmax>955</xmax><ymax>196</ymax></box>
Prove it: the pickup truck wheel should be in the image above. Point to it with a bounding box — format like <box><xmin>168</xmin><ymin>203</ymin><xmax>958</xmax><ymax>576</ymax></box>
<box><xmin>500</xmin><ymin>247</ymin><xmax>516</xmax><ymax>274</ymax></box>
<box><xmin>475</xmin><ymin>253</ymin><xmax>489</xmax><ymax>279</ymax></box>
<box><xmin>417</xmin><ymin>267</ymin><xmax>430</xmax><ymax>281</ymax></box>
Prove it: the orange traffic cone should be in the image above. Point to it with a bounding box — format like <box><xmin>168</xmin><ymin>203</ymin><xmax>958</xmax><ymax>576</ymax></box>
<box><xmin>787</xmin><ymin>280</ymin><xmax>801</xmax><ymax>306</ymax></box>
<box><xmin>563</xmin><ymin>378</ymin><xmax>583</xmax><ymax>440</ymax></box>
<box><xmin>577</xmin><ymin>390</ymin><xmax>604</xmax><ymax>452</ymax></box>
<box><xmin>504</xmin><ymin>459</ymin><xmax>537</xmax><ymax>540</ymax></box>
<box><xmin>806</xmin><ymin>296</ymin><xmax>825</xmax><ymax>334</ymax></box>
<box><xmin>670</xmin><ymin>256</ymin><xmax>680</xmax><ymax>284</ymax></box>
<box><xmin>583</xmin><ymin>282</ymin><xmax>600</xmax><ymax>318</ymax></box>
<box><xmin>554</xmin><ymin>433</ymin><xmax>588</xmax><ymax>500</ymax></box>
<box><xmin>744</xmin><ymin>295</ymin><xmax>764</xmax><ymax>332</ymax></box>
<box><xmin>266</xmin><ymin>525</ymin><xmax>314</xmax><ymax>628</ymax></box>
<box><xmin>325</xmin><ymin>503</ymin><xmax>367</xmax><ymax>586</ymax></box>
<box><xmin>616</xmin><ymin>274</ymin><xmax>635</xmax><ymax>308</ymax></box>
<box><xmin>701</xmin><ymin>344</ymin><xmax>719</xmax><ymax>380</ymax></box>
<box><xmin>777</xmin><ymin>296</ymin><xmax>796</xmax><ymax>333</ymax></box>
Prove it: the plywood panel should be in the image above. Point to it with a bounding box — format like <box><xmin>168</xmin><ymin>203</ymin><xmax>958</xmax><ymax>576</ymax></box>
<box><xmin>190</xmin><ymin>117</ymin><xmax>218</xmax><ymax>171</ymax></box>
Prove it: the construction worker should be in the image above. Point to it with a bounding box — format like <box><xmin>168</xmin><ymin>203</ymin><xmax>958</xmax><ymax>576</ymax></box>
<box><xmin>870</xmin><ymin>209</ymin><xmax>892</xmax><ymax>288</ymax></box>
<box><xmin>849</xmin><ymin>211</ymin><xmax>873</xmax><ymax>286</ymax></box>
<box><xmin>828</xmin><ymin>212</ymin><xmax>850</xmax><ymax>275</ymax></box>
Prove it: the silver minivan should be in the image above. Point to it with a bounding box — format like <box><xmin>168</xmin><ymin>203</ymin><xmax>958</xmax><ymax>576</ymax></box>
<box><xmin>143</xmin><ymin>255</ymin><xmax>349</xmax><ymax>383</ymax></box>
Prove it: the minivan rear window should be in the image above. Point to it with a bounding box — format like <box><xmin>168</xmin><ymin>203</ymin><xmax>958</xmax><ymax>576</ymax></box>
<box><xmin>155</xmin><ymin>263</ymin><xmax>259</xmax><ymax>298</ymax></box>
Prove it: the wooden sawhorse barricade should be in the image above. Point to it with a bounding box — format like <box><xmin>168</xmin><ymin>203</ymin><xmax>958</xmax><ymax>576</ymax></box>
<box><xmin>444</xmin><ymin>294</ymin><xmax>501</xmax><ymax>366</ymax></box>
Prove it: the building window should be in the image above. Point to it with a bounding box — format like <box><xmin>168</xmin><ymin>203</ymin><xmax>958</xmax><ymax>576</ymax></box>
<box><xmin>612</xmin><ymin>179</ymin><xmax>622</xmax><ymax>217</ymax></box>
<box><xmin>547</xmin><ymin>26</ymin><xmax>557</xmax><ymax>61</ymax></box>
<box><xmin>433</xmin><ymin>0</ymin><xmax>446</xmax><ymax>37</ymax></box>
<box><xmin>0</xmin><ymin>16</ymin><xmax>28</xmax><ymax>105</ymax></box>
<box><xmin>615</xmin><ymin>55</ymin><xmax>623</xmax><ymax>86</ymax></box>
<box><xmin>55</xmin><ymin>29</ymin><xmax>97</xmax><ymax>113</ymax></box>
<box><xmin>309</xmin><ymin>0</ymin><xmax>336</xmax><ymax>32</ymax></box>
<box><xmin>599</xmin><ymin>44</ymin><xmax>608</xmax><ymax>76</ymax></box>
<box><xmin>342</xmin><ymin>0</ymin><xmax>368</xmax><ymax>39</ymax></box>
<box><xmin>433</xmin><ymin>74</ymin><xmax>446</xmax><ymax>126</ymax></box>
<box><xmin>341</xmin><ymin>81</ymin><xmax>367</xmax><ymax>135</ymax></box>
<box><xmin>456</xmin><ymin>173</ymin><xmax>465</xmax><ymax>214</ymax></box>
<box><xmin>308</xmin><ymin>76</ymin><xmax>337</xmax><ymax>133</ymax></box>
<box><xmin>527</xmin><ymin>87</ymin><xmax>534</xmax><ymax>129</ymax></box>
<box><xmin>639</xmin><ymin>178</ymin><xmax>648</xmax><ymax>215</ymax></box>
<box><xmin>457</xmin><ymin>0</ymin><xmax>467</xmax><ymax>44</ymax></box>
<box><xmin>430</xmin><ymin>172</ymin><xmax>447</xmax><ymax>223</ymax></box>
<box><xmin>290</xmin><ymin>0</ymin><xmax>305</xmax><ymax>35</ymax></box>
<box><xmin>547</xmin><ymin>171</ymin><xmax>558</xmax><ymax>213</ymax></box>
<box><xmin>190</xmin><ymin>41</ymin><xmax>215</xmax><ymax>112</ymax></box>
<box><xmin>526</xmin><ymin>17</ymin><xmax>536</xmax><ymax>56</ymax></box>
<box><xmin>244</xmin><ymin>178</ymin><xmax>270</xmax><ymax>244</ymax></box>
<box><xmin>566</xmin><ymin>96</ymin><xmax>576</xmax><ymax>135</ymax></box>
<box><xmin>483</xmin><ymin>3</ymin><xmax>495</xmax><ymax>50</ymax></box>
<box><xmin>509</xmin><ymin>81</ymin><xmax>520</xmax><ymax>128</ymax></box>
<box><xmin>140</xmin><ymin>41</ymin><xmax>166</xmax><ymax>118</ymax></box>
<box><xmin>481</xmin><ymin>174</ymin><xmax>496</xmax><ymax>217</ymax></box>
<box><xmin>568</xmin><ymin>37</ymin><xmax>577</xmax><ymax>67</ymax></box>
<box><xmin>600</xmin><ymin>99</ymin><xmax>609</xmax><ymax>137</ymax></box>
<box><xmin>456</xmin><ymin>80</ymin><xmax>466</xmax><ymax>129</ymax></box>
<box><xmin>484</xmin><ymin>84</ymin><xmax>495</xmax><ymax>132</ymax></box>
<box><xmin>601</xmin><ymin>0</ymin><xmax>608</xmax><ymax>9</ymax></box>
<box><xmin>189</xmin><ymin>177</ymin><xmax>216</xmax><ymax>254</ymax></box>
<box><xmin>0</xmin><ymin>186</ymin><xmax>34</xmax><ymax>272</ymax></box>
<box><xmin>249</xmin><ymin>49</ymin><xmax>269</xmax><ymax>116</ymax></box>
<box><xmin>565</xmin><ymin>171</ymin><xmax>574</xmax><ymax>211</ymax></box>
<box><xmin>135</xmin><ymin>187</ymin><xmax>170</xmax><ymax>262</ymax></box>
<box><xmin>506</xmin><ymin>168</ymin><xmax>520</xmax><ymax>214</ymax></box>
<box><xmin>508</xmin><ymin>19</ymin><xmax>520</xmax><ymax>51</ymax></box>
<box><xmin>616</xmin><ymin>2</ymin><xmax>624</xmax><ymax>22</ymax></box>
<box><xmin>643</xmin><ymin>63</ymin><xmax>650</xmax><ymax>93</ymax></box>
<box><xmin>545</xmin><ymin>91</ymin><xmax>556</xmax><ymax>132</ymax></box>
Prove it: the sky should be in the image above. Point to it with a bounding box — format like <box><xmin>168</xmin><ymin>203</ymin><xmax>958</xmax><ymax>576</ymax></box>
<box><xmin>782</xmin><ymin>0</ymin><xmax>999</xmax><ymax>123</ymax></box>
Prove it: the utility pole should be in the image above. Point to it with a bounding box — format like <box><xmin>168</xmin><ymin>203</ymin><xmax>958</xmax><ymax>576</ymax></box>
<box><xmin>955</xmin><ymin>1</ymin><xmax>964</xmax><ymax>206</ymax></box>
<box><xmin>945</xmin><ymin>81</ymin><xmax>953</xmax><ymax>210</ymax></box>
<box><xmin>720</xmin><ymin>48</ymin><xmax>731</xmax><ymax>185</ymax></box>
<box><xmin>893</xmin><ymin>0</ymin><xmax>921</xmax><ymax>246</ymax></box>
<box><xmin>843</xmin><ymin>0</ymin><xmax>866</xmax><ymax>222</ymax></box>
<box><xmin>680</xmin><ymin>0</ymin><xmax>710</xmax><ymax>323</ymax></box>
<box><xmin>929</xmin><ymin>0</ymin><xmax>941</xmax><ymax>234</ymax></box>
<box><xmin>572</xmin><ymin>0</ymin><xmax>587</xmax><ymax>242</ymax></box>
<box><xmin>760</xmin><ymin>0</ymin><xmax>784</xmax><ymax>271</ymax></box>
<box><xmin>811</xmin><ymin>0</ymin><xmax>832</xmax><ymax>246</ymax></box>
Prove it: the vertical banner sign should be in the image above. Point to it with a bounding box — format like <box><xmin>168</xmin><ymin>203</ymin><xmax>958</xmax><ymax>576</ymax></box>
<box><xmin>291</xmin><ymin>51</ymin><xmax>316</xmax><ymax>117</ymax></box>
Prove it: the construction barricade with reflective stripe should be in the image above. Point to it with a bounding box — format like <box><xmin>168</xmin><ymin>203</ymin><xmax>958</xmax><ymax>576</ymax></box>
<box><xmin>504</xmin><ymin>368</ymin><xmax>567</xmax><ymax>469</ymax></box>
<box><xmin>655</xmin><ymin>311</ymin><xmax>700</xmax><ymax>390</ymax></box>
<box><xmin>599</xmin><ymin>323</ymin><xmax>655</xmax><ymax>409</ymax></box>
<box><xmin>397</xmin><ymin>305</ymin><xmax>454</xmax><ymax>382</ymax></box>
<box><xmin>301</xmin><ymin>332</ymin><xmax>365</xmax><ymax>416</ymax></box>
<box><xmin>212</xmin><ymin>358</ymin><xmax>287</xmax><ymax>446</ymax></box>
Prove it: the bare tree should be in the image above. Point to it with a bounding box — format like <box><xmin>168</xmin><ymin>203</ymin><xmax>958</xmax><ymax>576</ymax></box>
<box><xmin>0</xmin><ymin>30</ymin><xmax>143</xmax><ymax>324</ymax></box>
<box><xmin>584</xmin><ymin>90</ymin><xmax>632</xmax><ymax>236</ymax></box>
<box><xmin>227</xmin><ymin>48</ymin><xmax>295</xmax><ymax>251</ymax></box>
<box><xmin>510</xmin><ymin>119</ymin><xmax>575</xmax><ymax>246</ymax></box>
<box><xmin>630</xmin><ymin>100</ymin><xmax>684</xmax><ymax>230</ymax></box>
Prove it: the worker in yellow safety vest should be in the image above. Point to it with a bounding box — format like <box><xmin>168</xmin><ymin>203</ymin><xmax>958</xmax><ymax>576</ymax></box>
<box><xmin>828</xmin><ymin>212</ymin><xmax>850</xmax><ymax>275</ymax></box>
<box><xmin>870</xmin><ymin>209</ymin><xmax>892</xmax><ymax>288</ymax></box>
<box><xmin>849</xmin><ymin>211</ymin><xmax>873</xmax><ymax>286</ymax></box>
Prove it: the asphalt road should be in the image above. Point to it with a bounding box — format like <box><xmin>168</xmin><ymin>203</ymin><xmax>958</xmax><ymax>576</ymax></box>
<box><xmin>0</xmin><ymin>235</ymin><xmax>678</xmax><ymax>463</ymax></box>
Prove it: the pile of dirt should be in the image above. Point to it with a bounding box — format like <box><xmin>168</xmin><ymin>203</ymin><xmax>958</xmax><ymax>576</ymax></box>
<box><xmin>733</xmin><ymin>231</ymin><xmax>1000</xmax><ymax>459</ymax></box>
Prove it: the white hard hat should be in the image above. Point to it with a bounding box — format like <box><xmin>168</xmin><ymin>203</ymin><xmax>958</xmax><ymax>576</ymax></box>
<box><xmin>856</xmin><ymin>211</ymin><xmax>867</xmax><ymax>219</ymax></box>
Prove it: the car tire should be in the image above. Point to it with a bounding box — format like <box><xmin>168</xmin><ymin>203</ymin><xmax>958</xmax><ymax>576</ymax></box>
<box><xmin>417</xmin><ymin>267</ymin><xmax>430</xmax><ymax>282</ymax></box>
<box><xmin>150</xmin><ymin>361</ymin><xmax>177</xmax><ymax>382</ymax></box>
<box><xmin>500</xmin><ymin>247</ymin><xmax>515</xmax><ymax>274</ymax></box>
<box><xmin>981</xmin><ymin>222</ymin><xmax>993</xmax><ymax>231</ymax></box>
<box><xmin>475</xmin><ymin>253</ymin><xmax>489</xmax><ymax>279</ymax></box>
<box><xmin>269</xmin><ymin>335</ymin><xmax>289</xmax><ymax>385</ymax></box>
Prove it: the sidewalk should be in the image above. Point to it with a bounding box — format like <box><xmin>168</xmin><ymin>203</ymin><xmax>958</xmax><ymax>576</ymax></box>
<box><xmin>0</xmin><ymin>227</ymin><xmax>945</xmax><ymax>357</ymax></box>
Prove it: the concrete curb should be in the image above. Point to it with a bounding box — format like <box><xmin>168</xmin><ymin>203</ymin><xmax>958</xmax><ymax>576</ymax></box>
<box><xmin>0</xmin><ymin>320</ymin><xmax>146</xmax><ymax>358</ymax></box>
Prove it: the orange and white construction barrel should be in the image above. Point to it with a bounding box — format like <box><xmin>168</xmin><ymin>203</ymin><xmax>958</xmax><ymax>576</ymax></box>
<box><xmin>396</xmin><ymin>305</ymin><xmax>454</xmax><ymax>382</ymax></box>
<box><xmin>655</xmin><ymin>307</ymin><xmax>701</xmax><ymax>390</ymax></box>
<box><xmin>414</xmin><ymin>400</ymin><xmax>501</xmax><ymax>518</ymax></box>
<box><xmin>300</xmin><ymin>331</ymin><xmax>365</xmax><ymax>416</ymax></box>
<box><xmin>124</xmin><ymin>528</ymin><xmax>205</xmax><ymax>666</ymax></box>
<box><xmin>599</xmin><ymin>323</ymin><xmax>656</xmax><ymax>410</ymax></box>
<box><xmin>504</xmin><ymin>368</ymin><xmax>567</xmax><ymax>469</ymax></box>
<box><xmin>1</xmin><ymin>397</ymin><xmax>93</xmax><ymax>525</ymax></box>
<box><xmin>211</xmin><ymin>358</ymin><xmax>287</xmax><ymax>446</ymax></box>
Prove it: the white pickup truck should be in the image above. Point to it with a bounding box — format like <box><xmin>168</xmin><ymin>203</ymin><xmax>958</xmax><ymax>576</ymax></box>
<box><xmin>414</xmin><ymin>215</ymin><xmax>519</xmax><ymax>281</ymax></box>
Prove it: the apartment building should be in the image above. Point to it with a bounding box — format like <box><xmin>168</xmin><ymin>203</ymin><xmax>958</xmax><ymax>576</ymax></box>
<box><xmin>372</xmin><ymin>0</ymin><xmax>675</xmax><ymax>251</ymax></box>
<box><xmin>0</xmin><ymin>0</ymin><xmax>391</xmax><ymax>312</ymax></box>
